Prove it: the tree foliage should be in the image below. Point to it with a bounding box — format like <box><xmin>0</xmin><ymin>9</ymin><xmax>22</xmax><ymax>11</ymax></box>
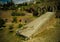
<box><xmin>33</xmin><ymin>10</ymin><xmax>39</xmax><ymax>16</ymax></box>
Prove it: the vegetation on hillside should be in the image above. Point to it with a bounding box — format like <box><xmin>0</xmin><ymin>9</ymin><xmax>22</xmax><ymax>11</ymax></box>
<box><xmin>0</xmin><ymin>17</ymin><xmax>5</xmax><ymax>28</ymax></box>
<box><xmin>11</xmin><ymin>12</ymin><xmax>25</xmax><ymax>16</ymax></box>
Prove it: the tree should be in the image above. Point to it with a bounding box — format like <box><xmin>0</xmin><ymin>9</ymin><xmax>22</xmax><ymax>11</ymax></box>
<box><xmin>0</xmin><ymin>3</ymin><xmax>2</xmax><ymax>8</ymax></box>
<box><xmin>2</xmin><ymin>0</ymin><xmax>15</xmax><ymax>10</ymax></box>
<box><xmin>33</xmin><ymin>10</ymin><xmax>39</xmax><ymax>16</ymax></box>
<box><xmin>7</xmin><ymin>0</ymin><xmax>14</xmax><ymax>7</ymax></box>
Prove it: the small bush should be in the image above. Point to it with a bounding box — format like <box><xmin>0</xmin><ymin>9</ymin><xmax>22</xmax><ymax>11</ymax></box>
<box><xmin>9</xmin><ymin>30</ymin><xmax>14</xmax><ymax>32</ymax></box>
<box><xmin>0</xmin><ymin>27</ymin><xmax>4</xmax><ymax>30</ymax></box>
<box><xmin>9</xmin><ymin>25</ymin><xmax>13</xmax><ymax>30</ymax></box>
<box><xmin>25</xmin><ymin>8</ymin><xmax>34</xmax><ymax>13</ymax></box>
<box><xmin>8</xmin><ymin>25</ymin><xmax>14</xmax><ymax>33</ymax></box>
<box><xmin>11</xmin><ymin>12</ymin><xmax>25</xmax><ymax>16</ymax></box>
<box><xmin>25</xmin><ymin>20</ymin><xmax>27</xmax><ymax>23</ymax></box>
<box><xmin>18</xmin><ymin>24</ymin><xmax>23</xmax><ymax>28</ymax></box>
<box><xmin>19</xmin><ymin>19</ymin><xmax>22</xmax><ymax>22</ymax></box>
<box><xmin>12</xmin><ymin>17</ymin><xmax>17</xmax><ymax>23</ymax></box>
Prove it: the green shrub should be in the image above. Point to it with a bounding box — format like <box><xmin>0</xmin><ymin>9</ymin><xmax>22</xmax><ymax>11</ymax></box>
<box><xmin>25</xmin><ymin>20</ymin><xmax>27</xmax><ymax>23</ymax></box>
<box><xmin>12</xmin><ymin>17</ymin><xmax>17</xmax><ymax>23</ymax></box>
<box><xmin>9</xmin><ymin>30</ymin><xmax>14</xmax><ymax>32</ymax></box>
<box><xmin>11</xmin><ymin>12</ymin><xmax>25</xmax><ymax>16</ymax></box>
<box><xmin>9</xmin><ymin>25</ymin><xmax>13</xmax><ymax>30</ymax></box>
<box><xmin>0</xmin><ymin>17</ymin><xmax>5</xmax><ymax>28</ymax></box>
<box><xmin>18</xmin><ymin>24</ymin><xmax>23</xmax><ymax>28</ymax></box>
<box><xmin>9</xmin><ymin>24</ymin><xmax>14</xmax><ymax>33</ymax></box>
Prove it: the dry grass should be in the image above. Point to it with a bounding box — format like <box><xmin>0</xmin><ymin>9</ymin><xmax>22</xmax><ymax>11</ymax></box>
<box><xmin>0</xmin><ymin>10</ymin><xmax>37</xmax><ymax>42</ymax></box>
<box><xmin>0</xmin><ymin>18</ymin><xmax>60</xmax><ymax>42</ymax></box>
<box><xmin>0</xmin><ymin>10</ymin><xmax>60</xmax><ymax>42</ymax></box>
